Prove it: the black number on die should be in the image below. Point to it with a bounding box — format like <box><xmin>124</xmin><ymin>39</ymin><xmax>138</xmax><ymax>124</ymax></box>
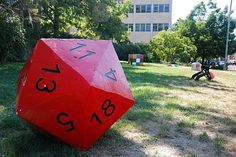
<box><xmin>56</xmin><ymin>112</ymin><xmax>75</xmax><ymax>132</ymax></box>
<box><xmin>36</xmin><ymin>78</ymin><xmax>56</xmax><ymax>92</ymax></box>
<box><xmin>90</xmin><ymin>113</ymin><xmax>102</xmax><ymax>124</ymax></box>
<box><xmin>101</xmin><ymin>99</ymin><xmax>115</xmax><ymax>116</ymax></box>
<box><xmin>90</xmin><ymin>99</ymin><xmax>116</xmax><ymax>125</ymax></box>
<box><xmin>36</xmin><ymin>64</ymin><xmax>60</xmax><ymax>93</ymax></box>
<box><xmin>41</xmin><ymin>64</ymin><xmax>60</xmax><ymax>74</ymax></box>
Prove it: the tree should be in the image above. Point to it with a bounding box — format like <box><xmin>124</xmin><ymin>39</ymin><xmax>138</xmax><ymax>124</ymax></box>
<box><xmin>174</xmin><ymin>0</ymin><xmax>236</xmax><ymax>61</ymax></box>
<box><xmin>85</xmin><ymin>0</ymin><xmax>130</xmax><ymax>42</ymax></box>
<box><xmin>0</xmin><ymin>0</ymin><xmax>131</xmax><ymax>61</ymax></box>
<box><xmin>1</xmin><ymin>0</ymin><xmax>131</xmax><ymax>40</ymax></box>
<box><xmin>0</xmin><ymin>5</ymin><xmax>26</xmax><ymax>61</ymax></box>
<box><xmin>150</xmin><ymin>30</ymin><xmax>197</xmax><ymax>63</ymax></box>
<box><xmin>32</xmin><ymin>0</ymin><xmax>130</xmax><ymax>42</ymax></box>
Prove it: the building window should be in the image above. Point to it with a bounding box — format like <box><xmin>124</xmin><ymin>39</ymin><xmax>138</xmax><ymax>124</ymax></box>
<box><xmin>129</xmin><ymin>24</ymin><xmax>134</xmax><ymax>31</ymax></box>
<box><xmin>126</xmin><ymin>24</ymin><xmax>134</xmax><ymax>31</ymax></box>
<box><xmin>135</xmin><ymin>24</ymin><xmax>141</xmax><ymax>32</ymax></box>
<box><xmin>153</xmin><ymin>23</ymin><xmax>169</xmax><ymax>31</ymax></box>
<box><xmin>159</xmin><ymin>4</ymin><xmax>164</xmax><ymax>12</ymax></box>
<box><xmin>141</xmin><ymin>24</ymin><xmax>145</xmax><ymax>31</ymax></box>
<box><xmin>164</xmin><ymin>4</ymin><xmax>170</xmax><ymax>12</ymax></box>
<box><xmin>136</xmin><ymin>4</ymin><xmax>151</xmax><ymax>13</ymax></box>
<box><xmin>146</xmin><ymin>24</ymin><xmax>151</xmax><ymax>32</ymax></box>
<box><xmin>158</xmin><ymin>23</ymin><xmax>163</xmax><ymax>31</ymax></box>
<box><xmin>153</xmin><ymin>24</ymin><xmax>158</xmax><ymax>31</ymax></box>
<box><xmin>129</xmin><ymin>5</ymin><xmax>134</xmax><ymax>13</ymax></box>
<box><xmin>146</xmin><ymin>4</ymin><xmax>151</xmax><ymax>13</ymax></box>
<box><xmin>141</xmin><ymin>5</ymin><xmax>146</xmax><ymax>13</ymax></box>
<box><xmin>136</xmin><ymin>5</ymin><xmax>141</xmax><ymax>13</ymax></box>
<box><xmin>154</xmin><ymin>4</ymin><xmax>169</xmax><ymax>13</ymax></box>
<box><xmin>135</xmin><ymin>23</ymin><xmax>151</xmax><ymax>32</ymax></box>
<box><xmin>164</xmin><ymin>23</ymin><xmax>169</xmax><ymax>30</ymax></box>
<box><xmin>153</xmin><ymin>4</ymin><xmax>159</xmax><ymax>12</ymax></box>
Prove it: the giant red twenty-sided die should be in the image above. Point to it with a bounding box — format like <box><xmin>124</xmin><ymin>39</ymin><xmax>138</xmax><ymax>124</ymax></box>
<box><xmin>16</xmin><ymin>39</ymin><xmax>135</xmax><ymax>150</ymax></box>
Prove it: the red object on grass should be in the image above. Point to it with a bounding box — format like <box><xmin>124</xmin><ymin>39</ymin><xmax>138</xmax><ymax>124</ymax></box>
<box><xmin>209</xmin><ymin>72</ymin><xmax>215</xmax><ymax>80</ymax></box>
<box><xmin>16</xmin><ymin>39</ymin><xmax>135</xmax><ymax>150</ymax></box>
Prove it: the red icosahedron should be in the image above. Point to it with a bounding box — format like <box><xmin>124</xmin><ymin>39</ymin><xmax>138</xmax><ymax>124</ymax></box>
<box><xmin>16</xmin><ymin>39</ymin><xmax>135</xmax><ymax>150</ymax></box>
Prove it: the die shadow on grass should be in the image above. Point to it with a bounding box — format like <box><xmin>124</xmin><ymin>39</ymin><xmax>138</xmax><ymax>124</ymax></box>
<box><xmin>1</xmin><ymin>127</ymin><xmax>148</xmax><ymax>157</ymax></box>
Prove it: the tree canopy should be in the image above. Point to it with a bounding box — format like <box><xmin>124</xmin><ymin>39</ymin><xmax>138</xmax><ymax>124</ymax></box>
<box><xmin>173</xmin><ymin>0</ymin><xmax>236</xmax><ymax>61</ymax></box>
<box><xmin>0</xmin><ymin>0</ymin><xmax>131</xmax><ymax>61</ymax></box>
<box><xmin>151</xmin><ymin>30</ymin><xmax>197</xmax><ymax>63</ymax></box>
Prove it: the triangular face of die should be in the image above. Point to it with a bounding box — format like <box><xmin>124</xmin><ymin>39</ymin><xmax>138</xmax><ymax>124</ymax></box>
<box><xmin>91</xmin><ymin>41</ymin><xmax>134</xmax><ymax>100</ymax></box>
<box><xmin>42</xmin><ymin>39</ymin><xmax>111</xmax><ymax>83</ymax></box>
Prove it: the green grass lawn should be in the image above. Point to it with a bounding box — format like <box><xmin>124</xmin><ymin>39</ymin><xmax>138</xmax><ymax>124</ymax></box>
<box><xmin>1</xmin><ymin>62</ymin><xmax>236</xmax><ymax>157</ymax></box>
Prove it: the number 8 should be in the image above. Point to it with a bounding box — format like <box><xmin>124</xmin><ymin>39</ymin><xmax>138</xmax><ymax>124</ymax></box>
<box><xmin>101</xmin><ymin>99</ymin><xmax>115</xmax><ymax>116</ymax></box>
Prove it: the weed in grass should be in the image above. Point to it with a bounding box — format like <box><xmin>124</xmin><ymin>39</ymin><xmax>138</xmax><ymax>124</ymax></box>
<box><xmin>177</xmin><ymin>120</ymin><xmax>195</xmax><ymax>129</ymax></box>
<box><xmin>189</xmin><ymin>115</ymin><xmax>200</xmax><ymax>125</ymax></box>
<box><xmin>160</xmin><ymin>107</ymin><xmax>175</xmax><ymax>121</ymax></box>
<box><xmin>184</xmin><ymin>152</ymin><xmax>198</xmax><ymax>157</ymax></box>
<box><xmin>162</xmin><ymin>112</ymin><xmax>173</xmax><ymax>121</ymax></box>
<box><xmin>224</xmin><ymin>117</ymin><xmax>236</xmax><ymax>126</ymax></box>
<box><xmin>166</xmin><ymin>99</ymin><xmax>180</xmax><ymax>108</ymax></box>
<box><xmin>213</xmin><ymin>135</ymin><xmax>227</xmax><ymax>154</ymax></box>
<box><xmin>124</xmin><ymin>110</ymin><xmax>154</xmax><ymax>121</ymax></box>
<box><xmin>199</xmin><ymin>132</ymin><xmax>210</xmax><ymax>142</ymax></box>
<box><xmin>230</xmin><ymin>127</ymin><xmax>236</xmax><ymax>134</ymax></box>
<box><xmin>176</xmin><ymin>120</ymin><xmax>194</xmax><ymax>137</ymax></box>
<box><xmin>154</xmin><ymin>108</ymin><xmax>174</xmax><ymax>124</ymax></box>
<box><xmin>157</xmin><ymin>125</ymin><xmax>170</xmax><ymax>138</ymax></box>
<box><xmin>113</xmin><ymin>119</ymin><xmax>138</xmax><ymax>130</ymax></box>
<box><xmin>0</xmin><ymin>105</ymin><xmax>5</xmax><ymax>112</ymax></box>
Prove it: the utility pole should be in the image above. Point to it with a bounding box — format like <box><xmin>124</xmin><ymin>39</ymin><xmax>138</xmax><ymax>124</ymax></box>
<box><xmin>224</xmin><ymin>0</ymin><xmax>233</xmax><ymax>70</ymax></box>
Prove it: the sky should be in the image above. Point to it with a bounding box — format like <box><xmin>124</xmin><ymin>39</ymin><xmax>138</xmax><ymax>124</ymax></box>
<box><xmin>172</xmin><ymin>0</ymin><xmax>236</xmax><ymax>23</ymax></box>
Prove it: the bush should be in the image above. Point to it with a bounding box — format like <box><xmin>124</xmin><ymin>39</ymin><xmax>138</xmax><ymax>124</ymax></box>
<box><xmin>0</xmin><ymin>7</ymin><xmax>26</xmax><ymax>62</ymax></box>
<box><xmin>113</xmin><ymin>42</ymin><xmax>155</xmax><ymax>62</ymax></box>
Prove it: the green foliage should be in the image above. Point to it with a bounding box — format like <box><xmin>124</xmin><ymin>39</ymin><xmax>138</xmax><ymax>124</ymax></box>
<box><xmin>0</xmin><ymin>6</ymin><xmax>26</xmax><ymax>62</ymax></box>
<box><xmin>174</xmin><ymin>0</ymin><xmax>236</xmax><ymax>61</ymax></box>
<box><xmin>230</xmin><ymin>127</ymin><xmax>236</xmax><ymax>134</ymax></box>
<box><xmin>0</xmin><ymin>0</ymin><xmax>131</xmax><ymax>62</ymax></box>
<box><xmin>157</xmin><ymin>125</ymin><xmax>170</xmax><ymax>138</ymax></box>
<box><xmin>213</xmin><ymin>135</ymin><xmax>227</xmax><ymax>154</ymax></box>
<box><xmin>151</xmin><ymin>30</ymin><xmax>197</xmax><ymax>63</ymax></box>
<box><xmin>85</xmin><ymin>0</ymin><xmax>131</xmax><ymax>42</ymax></box>
<box><xmin>30</xmin><ymin>0</ymin><xmax>131</xmax><ymax>42</ymax></box>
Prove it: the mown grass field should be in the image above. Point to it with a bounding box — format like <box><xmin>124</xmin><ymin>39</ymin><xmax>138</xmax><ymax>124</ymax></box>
<box><xmin>0</xmin><ymin>62</ymin><xmax>236</xmax><ymax>157</ymax></box>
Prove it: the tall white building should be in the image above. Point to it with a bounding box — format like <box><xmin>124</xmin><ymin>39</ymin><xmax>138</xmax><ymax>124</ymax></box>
<box><xmin>122</xmin><ymin>0</ymin><xmax>172</xmax><ymax>43</ymax></box>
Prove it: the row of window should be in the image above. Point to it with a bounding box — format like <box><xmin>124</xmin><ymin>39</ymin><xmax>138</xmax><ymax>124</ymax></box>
<box><xmin>129</xmin><ymin>4</ymin><xmax>170</xmax><ymax>13</ymax></box>
<box><xmin>125</xmin><ymin>23</ymin><xmax>169</xmax><ymax>32</ymax></box>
